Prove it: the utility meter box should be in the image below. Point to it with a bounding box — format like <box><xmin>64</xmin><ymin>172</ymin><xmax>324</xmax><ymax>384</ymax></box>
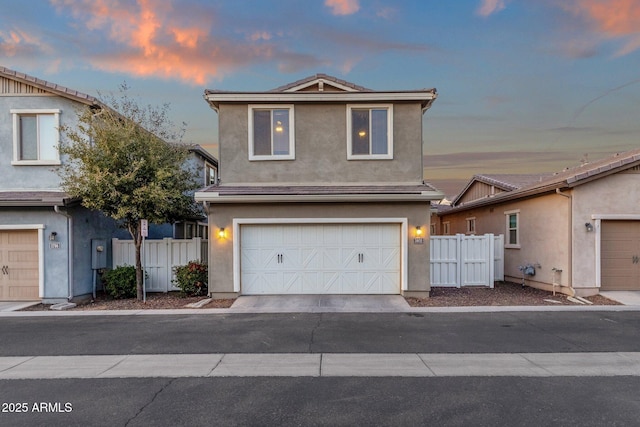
<box><xmin>91</xmin><ymin>239</ymin><xmax>107</xmax><ymax>270</ymax></box>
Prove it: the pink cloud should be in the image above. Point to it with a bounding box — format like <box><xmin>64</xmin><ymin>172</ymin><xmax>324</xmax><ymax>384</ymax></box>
<box><xmin>476</xmin><ymin>0</ymin><xmax>507</xmax><ymax>17</ymax></box>
<box><xmin>325</xmin><ymin>0</ymin><xmax>360</xmax><ymax>16</ymax></box>
<box><xmin>561</xmin><ymin>0</ymin><xmax>640</xmax><ymax>56</ymax></box>
<box><xmin>49</xmin><ymin>0</ymin><xmax>292</xmax><ymax>84</ymax></box>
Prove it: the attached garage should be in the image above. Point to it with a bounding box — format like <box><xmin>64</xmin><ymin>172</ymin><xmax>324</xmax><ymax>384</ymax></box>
<box><xmin>0</xmin><ymin>229</ymin><xmax>40</xmax><ymax>300</ymax></box>
<box><xmin>239</xmin><ymin>223</ymin><xmax>402</xmax><ymax>294</ymax></box>
<box><xmin>600</xmin><ymin>220</ymin><xmax>640</xmax><ymax>291</ymax></box>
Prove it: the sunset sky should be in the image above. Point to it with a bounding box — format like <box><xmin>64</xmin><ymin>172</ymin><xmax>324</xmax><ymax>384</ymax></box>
<box><xmin>2</xmin><ymin>0</ymin><xmax>640</xmax><ymax>197</ymax></box>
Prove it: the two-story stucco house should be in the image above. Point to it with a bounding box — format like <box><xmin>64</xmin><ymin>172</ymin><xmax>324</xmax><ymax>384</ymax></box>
<box><xmin>195</xmin><ymin>74</ymin><xmax>443</xmax><ymax>298</ymax></box>
<box><xmin>0</xmin><ymin>66</ymin><xmax>125</xmax><ymax>303</ymax></box>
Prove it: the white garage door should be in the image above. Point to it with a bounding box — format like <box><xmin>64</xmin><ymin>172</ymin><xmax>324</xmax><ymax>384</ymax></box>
<box><xmin>240</xmin><ymin>223</ymin><xmax>401</xmax><ymax>294</ymax></box>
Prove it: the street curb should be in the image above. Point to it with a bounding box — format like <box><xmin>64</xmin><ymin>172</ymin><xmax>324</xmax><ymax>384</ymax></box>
<box><xmin>2</xmin><ymin>304</ymin><xmax>640</xmax><ymax>317</ymax></box>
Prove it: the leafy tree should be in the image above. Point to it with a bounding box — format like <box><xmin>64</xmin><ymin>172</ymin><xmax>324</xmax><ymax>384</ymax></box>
<box><xmin>58</xmin><ymin>85</ymin><xmax>200</xmax><ymax>300</ymax></box>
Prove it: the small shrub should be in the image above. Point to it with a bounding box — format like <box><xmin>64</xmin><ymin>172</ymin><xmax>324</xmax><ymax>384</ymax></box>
<box><xmin>173</xmin><ymin>261</ymin><xmax>208</xmax><ymax>296</ymax></box>
<box><xmin>102</xmin><ymin>265</ymin><xmax>137</xmax><ymax>299</ymax></box>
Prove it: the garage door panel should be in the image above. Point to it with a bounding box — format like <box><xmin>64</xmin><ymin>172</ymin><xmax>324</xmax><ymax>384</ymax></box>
<box><xmin>1</xmin><ymin>230</ymin><xmax>39</xmax><ymax>301</ymax></box>
<box><xmin>601</xmin><ymin>220</ymin><xmax>640</xmax><ymax>291</ymax></box>
<box><xmin>240</xmin><ymin>223</ymin><xmax>401</xmax><ymax>295</ymax></box>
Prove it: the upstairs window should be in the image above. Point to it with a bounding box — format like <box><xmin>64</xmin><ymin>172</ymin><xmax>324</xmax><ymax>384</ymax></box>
<box><xmin>11</xmin><ymin>109</ymin><xmax>61</xmax><ymax>165</ymax></box>
<box><xmin>205</xmin><ymin>163</ymin><xmax>217</xmax><ymax>186</ymax></box>
<box><xmin>248</xmin><ymin>105</ymin><xmax>295</xmax><ymax>160</ymax></box>
<box><xmin>347</xmin><ymin>104</ymin><xmax>393</xmax><ymax>160</ymax></box>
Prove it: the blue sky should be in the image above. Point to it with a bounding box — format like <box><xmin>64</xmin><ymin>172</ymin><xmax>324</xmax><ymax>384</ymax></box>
<box><xmin>2</xmin><ymin>0</ymin><xmax>640</xmax><ymax>196</ymax></box>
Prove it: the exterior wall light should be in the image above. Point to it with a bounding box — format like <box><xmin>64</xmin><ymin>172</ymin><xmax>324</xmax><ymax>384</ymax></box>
<box><xmin>415</xmin><ymin>226</ymin><xmax>423</xmax><ymax>237</ymax></box>
<box><xmin>49</xmin><ymin>232</ymin><xmax>57</xmax><ymax>241</ymax></box>
<box><xmin>585</xmin><ymin>222</ymin><xmax>594</xmax><ymax>232</ymax></box>
<box><xmin>218</xmin><ymin>228</ymin><xmax>226</xmax><ymax>239</ymax></box>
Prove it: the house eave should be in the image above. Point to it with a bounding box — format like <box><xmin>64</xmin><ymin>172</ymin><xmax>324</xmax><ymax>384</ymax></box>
<box><xmin>204</xmin><ymin>91</ymin><xmax>437</xmax><ymax>111</ymax></box>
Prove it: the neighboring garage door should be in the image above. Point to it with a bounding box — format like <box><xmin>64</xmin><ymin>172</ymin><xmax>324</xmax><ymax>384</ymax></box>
<box><xmin>0</xmin><ymin>230</ymin><xmax>39</xmax><ymax>300</ymax></box>
<box><xmin>601</xmin><ymin>221</ymin><xmax>640</xmax><ymax>291</ymax></box>
<box><xmin>241</xmin><ymin>223</ymin><xmax>401</xmax><ymax>294</ymax></box>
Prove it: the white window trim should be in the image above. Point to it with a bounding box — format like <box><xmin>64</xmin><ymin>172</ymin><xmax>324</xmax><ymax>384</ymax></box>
<box><xmin>504</xmin><ymin>209</ymin><xmax>520</xmax><ymax>249</ymax></box>
<box><xmin>466</xmin><ymin>216</ymin><xmax>476</xmax><ymax>235</ymax></box>
<box><xmin>346</xmin><ymin>104</ymin><xmax>393</xmax><ymax>160</ymax></box>
<box><xmin>11</xmin><ymin>109</ymin><xmax>62</xmax><ymax>166</ymax></box>
<box><xmin>248</xmin><ymin>104</ymin><xmax>295</xmax><ymax>161</ymax></box>
<box><xmin>204</xmin><ymin>161</ymin><xmax>217</xmax><ymax>186</ymax></box>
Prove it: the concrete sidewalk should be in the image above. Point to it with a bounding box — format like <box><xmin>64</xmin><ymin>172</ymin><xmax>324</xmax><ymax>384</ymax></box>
<box><xmin>2</xmin><ymin>352</ymin><xmax>640</xmax><ymax>379</ymax></box>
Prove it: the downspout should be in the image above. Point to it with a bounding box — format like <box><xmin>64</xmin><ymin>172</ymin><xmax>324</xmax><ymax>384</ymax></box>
<box><xmin>54</xmin><ymin>205</ymin><xmax>74</xmax><ymax>301</ymax></box>
<box><xmin>555</xmin><ymin>188</ymin><xmax>574</xmax><ymax>295</ymax></box>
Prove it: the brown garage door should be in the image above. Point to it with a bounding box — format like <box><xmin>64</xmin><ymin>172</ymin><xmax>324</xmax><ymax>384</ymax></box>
<box><xmin>0</xmin><ymin>230</ymin><xmax>39</xmax><ymax>300</ymax></box>
<box><xmin>601</xmin><ymin>221</ymin><xmax>640</xmax><ymax>291</ymax></box>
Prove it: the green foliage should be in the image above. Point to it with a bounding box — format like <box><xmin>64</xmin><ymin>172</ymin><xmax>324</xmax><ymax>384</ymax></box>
<box><xmin>57</xmin><ymin>84</ymin><xmax>201</xmax><ymax>300</ymax></box>
<box><xmin>102</xmin><ymin>266</ymin><xmax>137</xmax><ymax>299</ymax></box>
<box><xmin>173</xmin><ymin>261</ymin><xmax>208</xmax><ymax>297</ymax></box>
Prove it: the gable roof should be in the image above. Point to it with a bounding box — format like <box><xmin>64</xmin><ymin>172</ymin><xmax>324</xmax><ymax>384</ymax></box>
<box><xmin>0</xmin><ymin>65</ymin><xmax>99</xmax><ymax>106</ymax></box>
<box><xmin>204</xmin><ymin>74</ymin><xmax>437</xmax><ymax>111</ymax></box>
<box><xmin>270</xmin><ymin>74</ymin><xmax>372</xmax><ymax>93</ymax></box>
<box><xmin>452</xmin><ymin>173</ymin><xmax>552</xmax><ymax>206</ymax></box>
<box><xmin>443</xmin><ymin>148</ymin><xmax>640</xmax><ymax>214</ymax></box>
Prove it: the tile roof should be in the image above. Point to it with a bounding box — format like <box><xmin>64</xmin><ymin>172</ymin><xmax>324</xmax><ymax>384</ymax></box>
<box><xmin>444</xmin><ymin>147</ymin><xmax>640</xmax><ymax>213</ymax></box>
<box><xmin>0</xmin><ymin>65</ymin><xmax>99</xmax><ymax>106</ymax></box>
<box><xmin>0</xmin><ymin>191</ymin><xmax>70</xmax><ymax>206</ymax></box>
<box><xmin>200</xmin><ymin>183</ymin><xmax>439</xmax><ymax>195</ymax></box>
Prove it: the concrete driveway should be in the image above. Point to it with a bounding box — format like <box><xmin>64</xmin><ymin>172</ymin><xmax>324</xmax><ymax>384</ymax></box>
<box><xmin>229</xmin><ymin>295</ymin><xmax>410</xmax><ymax>313</ymax></box>
<box><xmin>0</xmin><ymin>301</ymin><xmax>40</xmax><ymax>312</ymax></box>
<box><xmin>599</xmin><ymin>291</ymin><xmax>640</xmax><ymax>305</ymax></box>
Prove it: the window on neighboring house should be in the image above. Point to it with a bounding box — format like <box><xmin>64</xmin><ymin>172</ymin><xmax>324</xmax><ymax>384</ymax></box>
<box><xmin>347</xmin><ymin>104</ymin><xmax>393</xmax><ymax>160</ymax></box>
<box><xmin>466</xmin><ymin>217</ymin><xmax>476</xmax><ymax>234</ymax></box>
<box><xmin>248</xmin><ymin>105</ymin><xmax>295</xmax><ymax>160</ymax></box>
<box><xmin>505</xmin><ymin>210</ymin><xmax>520</xmax><ymax>248</ymax></box>
<box><xmin>443</xmin><ymin>222</ymin><xmax>451</xmax><ymax>235</ymax></box>
<box><xmin>205</xmin><ymin>163</ymin><xmax>217</xmax><ymax>186</ymax></box>
<box><xmin>430</xmin><ymin>223</ymin><xmax>437</xmax><ymax>235</ymax></box>
<box><xmin>11</xmin><ymin>109</ymin><xmax>61</xmax><ymax>165</ymax></box>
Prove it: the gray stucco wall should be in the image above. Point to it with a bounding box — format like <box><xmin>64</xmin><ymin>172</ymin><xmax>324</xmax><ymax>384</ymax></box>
<box><xmin>217</xmin><ymin>102</ymin><xmax>424</xmax><ymax>185</ymax></box>
<box><xmin>0</xmin><ymin>94</ymin><xmax>85</xmax><ymax>190</ymax></box>
<box><xmin>1</xmin><ymin>206</ymin><xmax>122</xmax><ymax>302</ymax></box>
<box><xmin>207</xmin><ymin>202</ymin><xmax>431</xmax><ymax>297</ymax></box>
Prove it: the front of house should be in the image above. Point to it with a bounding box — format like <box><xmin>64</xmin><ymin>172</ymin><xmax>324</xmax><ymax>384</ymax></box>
<box><xmin>437</xmin><ymin>150</ymin><xmax>640</xmax><ymax>296</ymax></box>
<box><xmin>0</xmin><ymin>66</ymin><xmax>123</xmax><ymax>303</ymax></box>
<box><xmin>196</xmin><ymin>75</ymin><xmax>443</xmax><ymax>298</ymax></box>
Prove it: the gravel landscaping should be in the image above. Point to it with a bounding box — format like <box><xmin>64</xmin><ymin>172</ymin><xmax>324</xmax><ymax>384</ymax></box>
<box><xmin>20</xmin><ymin>281</ymin><xmax>620</xmax><ymax>311</ymax></box>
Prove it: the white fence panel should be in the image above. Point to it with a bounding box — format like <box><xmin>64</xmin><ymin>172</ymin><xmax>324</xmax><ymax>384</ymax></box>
<box><xmin>493</xmin><ymin>234</ymin><xmax>504</xmax><ymax>281</ymax></box>
<box><xmin>430</xmin><ymin>234</ymin><xmax>503</xmax><ymax>288</ymax></box>
<box><xmin>112</xmin><ymin>238</ymin><xmax>206</xmax><ymax>292</ymax></box>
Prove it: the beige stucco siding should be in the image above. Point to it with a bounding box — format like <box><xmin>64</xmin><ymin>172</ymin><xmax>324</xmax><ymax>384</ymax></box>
<box><xmin>439</xmin><ymin>194</ymin><xmax>571</xmax><ymax>291</ymax></box>
<box><xmin>571</xmin><ymin>171</ymin><xmax>640</xmax><ymax>291</ymax></box>
<box><xmin>207</xmin><ymin>202</ymin><xmax>431</xmax><ymax>297</ymax></box>
<box><xmin>217</xmin><ymin>102</ymin><xmax>424</xmax><ymax>185</ymax></box>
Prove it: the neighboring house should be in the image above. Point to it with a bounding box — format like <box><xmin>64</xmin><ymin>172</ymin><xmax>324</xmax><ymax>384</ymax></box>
<box><xmin>195</xmin><ymin>74</ymin><xmax>443</xmax><ymax>297</ymax></box>
<box><xmin>0</xmin><ymin>66</ymin><xmax>123</xmax><ymax>303</ymax></box>
<box><xmin>437</xmin><ymin>150</ymin><xmax>640</xmax><ymax>296</ymax></box>
<box><xmin>145</xmin><ymin>144</ymin><xmax>219</xmax><ymax>240</ymax></box>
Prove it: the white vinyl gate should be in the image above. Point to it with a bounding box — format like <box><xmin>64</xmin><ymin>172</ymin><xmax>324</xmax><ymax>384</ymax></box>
<box><xmin>430</xmin><ymin>234</ymin><xmax>504</xmax><ymax>287</ymax></box>
<box><xmin>112</xmin><ymin>238</ymin><xmax>207</xmax><ymax>292</ymax></box>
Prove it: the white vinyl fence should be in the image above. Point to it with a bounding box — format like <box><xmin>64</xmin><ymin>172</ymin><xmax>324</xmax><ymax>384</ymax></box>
<box><xmin>430</xmin><ymin>234</ymin><xmax>504</xmax><ymax>288</ymax></box>
<box><xmin>112</xmin><ymin>238</ymin><xmax>208</xmax><ymax>292</ymax></box>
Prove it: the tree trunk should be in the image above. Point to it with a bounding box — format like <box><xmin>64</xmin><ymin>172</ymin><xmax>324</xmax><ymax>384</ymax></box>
<box><xmin>129</xmin><ymin>222</ymin><xmax>144</xmax><ymax>301</ymax></box>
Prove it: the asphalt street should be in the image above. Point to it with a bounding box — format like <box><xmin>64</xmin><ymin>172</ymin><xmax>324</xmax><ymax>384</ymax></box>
<box><xmin>1</xmin><ymin>311</ymin><xmax>640</xmax><ymax>426</ymax></box>
<box><xmin>1</xmin><ymin>311</ymin><xmax>640</xmax><ymax>356</ymax></box>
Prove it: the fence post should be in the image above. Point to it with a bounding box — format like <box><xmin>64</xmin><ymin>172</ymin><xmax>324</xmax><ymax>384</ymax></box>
<box><xmin>488</xmin><ymin>233</ymin><xmax>495</xmax><ymax>288</ymax></box>
<box><xmin>456</xmin><ymin>234</ymin><xmax>463</xmax><ymax>288</ymax></box>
